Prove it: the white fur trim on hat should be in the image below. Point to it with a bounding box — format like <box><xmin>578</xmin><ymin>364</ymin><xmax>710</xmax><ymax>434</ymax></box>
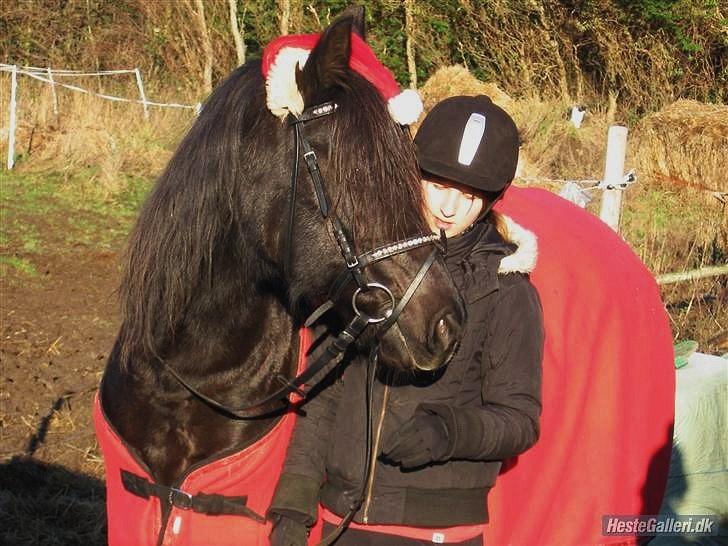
<box><xmin>499</xmin><ymin>216</ymin><xmax>538</xmax><ymax>274</ymax></box>
<box><xmin>387</xmin><ymin>89</ymin><xmax>423</xmax><ymax>125</ymax></box>
<box><xmin>265</xmin><ymin>47</ymin><xmax>310</xmax><ymax>119</ymax></box>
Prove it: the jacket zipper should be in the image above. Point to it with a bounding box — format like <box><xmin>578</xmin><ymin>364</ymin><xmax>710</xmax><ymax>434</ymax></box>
<box><xmin>361</xmin><ymin>383</ymin><xmax>390</xmax><ymax>523</ymax></box>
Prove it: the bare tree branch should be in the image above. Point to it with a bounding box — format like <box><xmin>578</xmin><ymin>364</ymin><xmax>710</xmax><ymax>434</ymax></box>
<box><xmin>191</xmin><ymin>0</ymin><xmax>213</xmax><ymax>94</ymax></box>
<box><xmin>279</xmin><ymin>0</ymin><xmax>291</xmax><ymax>36</ymax></box>
<box><xmin>229</xmin><ymin>0</ymin><xmax>246</xmax><ymax>66</ymax></box>
<box><xmin>404</xmin><ymin>0</ymin><xmax>417</xmax><ymax>89</ymax></box>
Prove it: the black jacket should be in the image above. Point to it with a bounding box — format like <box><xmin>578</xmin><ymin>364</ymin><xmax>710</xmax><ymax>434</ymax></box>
<box><xmin>270</xmin><ymin>217</ymin><xmax>544</xmax><ymax>528</ymax></box>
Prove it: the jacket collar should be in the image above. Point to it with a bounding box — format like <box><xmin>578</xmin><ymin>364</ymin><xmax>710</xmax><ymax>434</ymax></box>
<box><xmin>445</xmin><ymin>215</ymin><xmax>538</xmax><ymax>304</ymax></box>
<box><xmin>498</xmin><ymin>215</ymin><xmax>538</xmax><ymax>274</ymax></box>
<box><xmin>445</xmin><ymin>215</ymin><xmax>538</xmax><ymax>273</ymax></box>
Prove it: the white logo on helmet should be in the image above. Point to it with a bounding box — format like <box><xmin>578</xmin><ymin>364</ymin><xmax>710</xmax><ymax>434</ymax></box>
<box><xmin>457</xmin><ymin>113</ymin><xmax>486</xmax><ymax>166</ymax></box>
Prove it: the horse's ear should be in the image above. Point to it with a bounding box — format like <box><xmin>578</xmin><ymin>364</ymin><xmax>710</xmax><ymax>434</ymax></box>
<box><xmin>298</xmin><ymin>16</ymin><xmax>352</xmax><ymax>102</ymax></box>
<box><xmin>338</xmin><ymin>5</ymin><xmax>366</xmax><ymax>40</ymax></box>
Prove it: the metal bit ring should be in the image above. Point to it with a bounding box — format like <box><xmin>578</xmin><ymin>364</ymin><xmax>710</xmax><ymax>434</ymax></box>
<box><xmin>352</xmin><ymin>283</ymin><xmax>395</xmax><ymax>324</ymax></box>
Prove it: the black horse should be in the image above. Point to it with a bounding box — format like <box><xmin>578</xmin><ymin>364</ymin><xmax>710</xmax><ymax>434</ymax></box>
<box><xmin>99</xmin><ymin>9</ymin><xmax>462</xmax><ymax>513</ymax></box>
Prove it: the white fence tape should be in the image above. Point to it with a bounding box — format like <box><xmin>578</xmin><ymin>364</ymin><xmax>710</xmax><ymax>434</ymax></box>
<box><xmin>2</xmin><ymin>63</ymin><xmax>199</xmax><ymax>170</ymax></box>
<box><xmin>518</xmin><ymin>170</ymin><xmax>637</xmax><ymax>194</ymax></box>
<box><xmin>0</xmin><ymin>64</ymin><xmax>198</xmax><ymax>110</ymax></box>
<box><xmin>2</xmin><ymin>63</ymin><xmax>136</xmax><ymax>76</ymax></box>
<box><xmin>519</xmin><ymin>169</ymin><xmax>638</xmax><ymax>211</ymax></box>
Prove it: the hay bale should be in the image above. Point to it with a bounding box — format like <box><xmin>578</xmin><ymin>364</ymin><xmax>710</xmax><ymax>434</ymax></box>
<box><xmin>418</xmin><ymin>65</ymin><xmax>513</xmax><ymax>115</ymax></box>
<box><xmin>632</xmin><ymin>99</ymin><xmax>728</xmax><ymax>194</ymax></box>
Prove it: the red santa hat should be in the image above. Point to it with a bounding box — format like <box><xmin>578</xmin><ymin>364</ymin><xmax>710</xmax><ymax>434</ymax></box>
<box><xmin>261</xmin><ymin>32</ymin><xmax>423</xmax><ymax>125</ymax></box>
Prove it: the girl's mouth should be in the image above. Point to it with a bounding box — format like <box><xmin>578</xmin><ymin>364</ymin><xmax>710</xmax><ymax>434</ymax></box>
<box><xmin>434</xmin><ymin>218</ymin><xmax>454</xmax><ymax>231</ymax></box>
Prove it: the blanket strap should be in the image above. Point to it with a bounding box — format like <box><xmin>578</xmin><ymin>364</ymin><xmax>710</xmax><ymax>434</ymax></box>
<box><xmin>121</xmin><ymin>469</ymin><xmax>266</xmax><ymax>523</ymax></box>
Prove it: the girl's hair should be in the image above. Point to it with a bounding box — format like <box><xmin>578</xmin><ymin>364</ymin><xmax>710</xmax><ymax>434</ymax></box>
<box><xmin>490</xmin><ymin>210</ymin><xmax>509</xmax><ymax>240</ymax></box>
<box><xmin>481</xmin><ymin>190</ymin><xmax>510</xmax><ymax>241</ymax></box>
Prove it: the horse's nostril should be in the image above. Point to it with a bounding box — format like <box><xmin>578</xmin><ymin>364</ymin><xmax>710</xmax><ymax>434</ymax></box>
<box><xmin>410</xmin><ymin>312</ymin><xmax>463</xmax><ymax>371</ymax></box>
<box><xmin>431</xmin><ymin>312</ymin><xmax>458</xmax><ymax>354</ymax></box>
<box><xmin>436</xmin><ymin>318</ymin><xmax>449</xmax><ymax>340</ymax></box>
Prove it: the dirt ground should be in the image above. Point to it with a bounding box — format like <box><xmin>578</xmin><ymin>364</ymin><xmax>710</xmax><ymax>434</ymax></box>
<box><xmin>1</xmin><ymin>213</ymin><xmax>121</xmax><ymax>544</ymax></box>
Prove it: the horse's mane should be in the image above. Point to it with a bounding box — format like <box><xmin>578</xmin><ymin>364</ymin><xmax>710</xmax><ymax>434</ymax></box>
<box><xmin>117</xmin><ymin>60</ymin><xmax>426</xmax><ymax>367</ymax></box>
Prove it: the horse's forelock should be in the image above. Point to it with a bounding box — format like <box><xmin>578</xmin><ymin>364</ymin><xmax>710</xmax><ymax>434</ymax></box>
<box><xmin>323</xmin><ymin>73</ymin><xmax>427</xmax><ymax>248</ymax></box>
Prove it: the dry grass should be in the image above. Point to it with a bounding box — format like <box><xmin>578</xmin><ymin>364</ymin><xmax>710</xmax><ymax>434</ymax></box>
<box><xmin>1</xmin><ymin>72</ymin><xmax>193</xmax><ymax>199</ymax></box>
<box><xmin>625</xmin><ymin>99</ymin><xmax>727</xmax><ymax>351</ymax></box>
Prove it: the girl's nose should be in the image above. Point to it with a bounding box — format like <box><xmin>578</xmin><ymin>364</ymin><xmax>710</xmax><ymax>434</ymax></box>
<box><xmin>440</xmin><ymin>189</ymin><xmax>460</xmax><ymax>217</ymax></box>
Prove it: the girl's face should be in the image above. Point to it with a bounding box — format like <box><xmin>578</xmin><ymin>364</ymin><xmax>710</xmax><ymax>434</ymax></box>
<box><xmin>421</xmin><ymin>178</ymin><xmax>484</xmax><ymax>237</ymax></box>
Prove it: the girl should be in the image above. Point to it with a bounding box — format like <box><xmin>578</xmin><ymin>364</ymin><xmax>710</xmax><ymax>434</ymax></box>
<box><xmin>269</xmin><ymin>95</ymin><xmax>544</xmax><ymax>546</ymax></box>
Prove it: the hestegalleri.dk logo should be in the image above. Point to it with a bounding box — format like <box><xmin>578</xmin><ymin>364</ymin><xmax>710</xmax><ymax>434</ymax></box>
<box><xmin>602</xmin><ymin>515</ymin><xmax>718</xmax><ymax>536</ymax></box>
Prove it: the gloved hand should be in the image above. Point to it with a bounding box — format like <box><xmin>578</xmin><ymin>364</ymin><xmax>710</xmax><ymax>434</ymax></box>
<box><xmin>269</xmin><ymin>514</ymin><xmax>308</xmax><ymax>546</ymax></box>
<box><xmin>379</xmin><ymin>404</ymin><xmax>455</xmax><ymax>469</ymax></box>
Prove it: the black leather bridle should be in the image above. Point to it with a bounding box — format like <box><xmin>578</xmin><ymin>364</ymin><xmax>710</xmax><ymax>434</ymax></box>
<box><xmin>164</xmin><ymin>101</ymin><xmax>447</xmax><ymax>420</ymax></box>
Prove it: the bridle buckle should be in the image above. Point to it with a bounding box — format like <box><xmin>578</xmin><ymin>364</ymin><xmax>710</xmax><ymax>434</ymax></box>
<box><xmin>345</xmin><ymin>254</ymin><xmax>360</xmax><ymax>269</ymax></box>
<box><xmin>169</xmin><ymin>487</ymin><xmax>193</xmax><ymax>510</ymax></box>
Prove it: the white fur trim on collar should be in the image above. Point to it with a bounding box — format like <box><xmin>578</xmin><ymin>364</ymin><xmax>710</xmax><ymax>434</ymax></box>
<box><xmin>265</xmin><ymin>47</ymin><xmax>310</xmax><ymax>119</ymax></box>
<box><xmin>498</xmin><ymin>216</ymin><xmax>538</xmax><ymax>274</ymax></box>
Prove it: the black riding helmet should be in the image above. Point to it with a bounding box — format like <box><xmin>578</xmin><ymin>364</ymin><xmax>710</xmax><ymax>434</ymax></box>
<box><xmin>415</xmin><ymin>95</ymin><xmax>519</xmax><ymax>198</ymax></box>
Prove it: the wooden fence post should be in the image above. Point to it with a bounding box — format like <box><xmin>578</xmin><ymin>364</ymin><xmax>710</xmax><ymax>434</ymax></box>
<box><xmin>47</xmin><ymin>67</ymin><xmax>58</xmax><ymax>116</ymax></box>
<box><xmin>7</xmin><ymin>64</ymin><xmax>18</xmax><ymax>170</ymax></box>
<box><xmin>134</xmin><ymin>68</ymin><xmax>149</xmax><ymax>120</ymax></box>
<box><xmin>599</xmin><ymin>125</ymin><xmax>628</xmax><ymax>232</ymax></box>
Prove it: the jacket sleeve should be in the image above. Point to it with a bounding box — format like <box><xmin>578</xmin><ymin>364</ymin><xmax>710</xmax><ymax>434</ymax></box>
<box><xmin>428</xmin><ymin>276</ymin><xmax>544</xmax><ymax>462</ymax></box>
<box><xmin>268</xmin><ymin>329</ymin><xmax>344</xmax><ymax>526</ymax></box>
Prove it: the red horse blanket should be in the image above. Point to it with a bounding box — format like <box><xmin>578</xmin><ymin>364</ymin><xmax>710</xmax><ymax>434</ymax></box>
<box><xmin>484</xmin><ymin>187</ymin><xmax>676</xmax><ymax>546</ymax></box>
<box><xmin>95</xmin><ymin>329</ymin><xmax>311</xmax><ymax>546</ymax></box>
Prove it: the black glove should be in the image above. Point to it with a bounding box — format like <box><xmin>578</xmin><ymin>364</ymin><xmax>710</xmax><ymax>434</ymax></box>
<box><xmin>269</xmin><ymin>514</ymin><xmax>308</xmax><ymax>546</ymax></box>
<box><xmin>379</xmin><ymin>404</ymin><xmax>454</xmax><ymax>469</ymax></box>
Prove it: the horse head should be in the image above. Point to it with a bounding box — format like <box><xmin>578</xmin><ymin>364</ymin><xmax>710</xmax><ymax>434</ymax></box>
<box><xmin>263</xmin><ymin>13</ymin><xmax>465</xmax><ymax>372</ymax></box>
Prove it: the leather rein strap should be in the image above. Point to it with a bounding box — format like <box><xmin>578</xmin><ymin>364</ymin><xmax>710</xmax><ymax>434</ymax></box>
<box><xmin>163</xmin><ymin>101</ymin><xmax>442</xmax><ymax>419</ymax></box>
